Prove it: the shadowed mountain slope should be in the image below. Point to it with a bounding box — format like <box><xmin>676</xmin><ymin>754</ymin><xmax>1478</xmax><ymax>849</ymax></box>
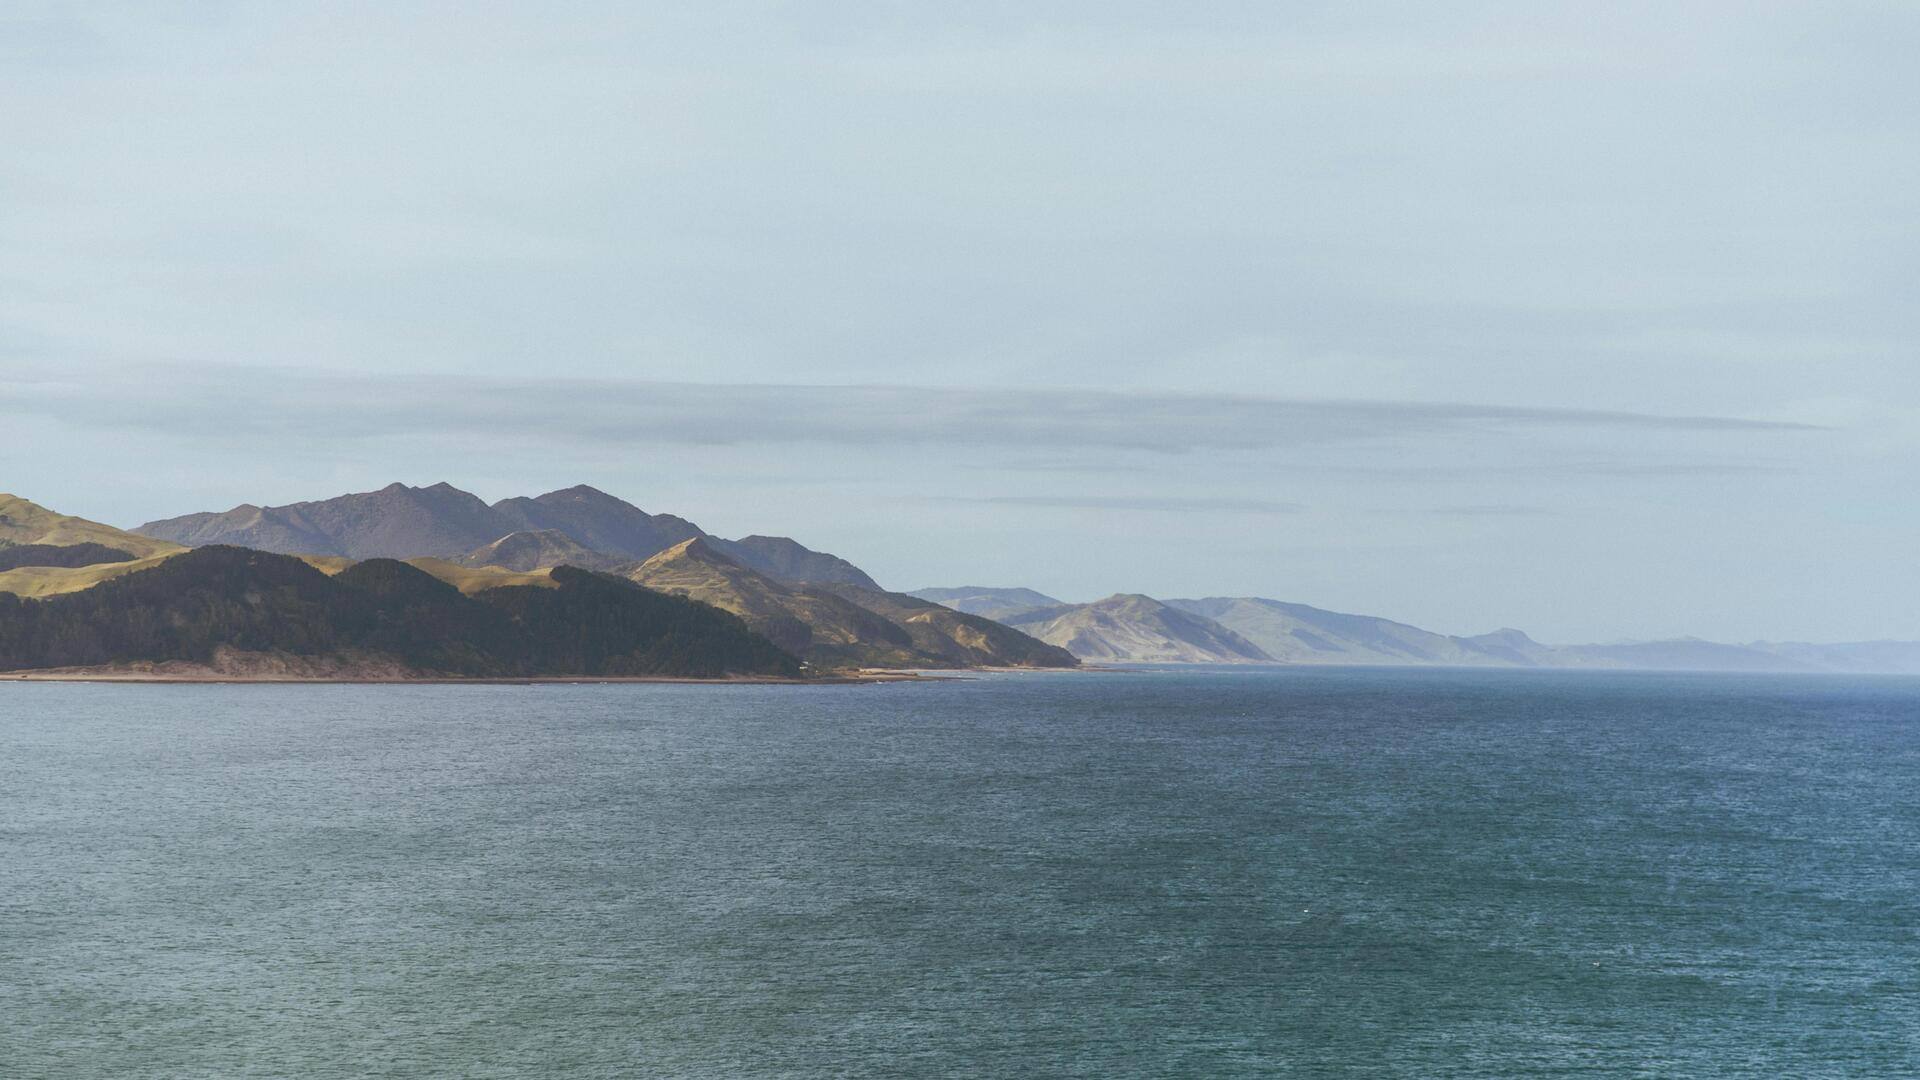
<box><xmin>490</xmin><ymin>485</ymin><xmax>702</xmax><ymax>560</ymax></box>
<box><xmin>908</xmin><ymin>586</ymin><xmax>1062</xmax><ymax>621</ymax></box>
<box><xmin>136</xmin><ymin>482</ymin><xmax>510</xmax><ymax>559</ymax></box>
<box><xmin>710</xmin><ymin>536</ymin><xmax>882</xmax><ymax>590</ymax></box>
<box><xmin>1002</xmin><ymin>594</ymin><xmax>1272</xmax><ymax>663</ymax></box>
<box><xmin>0</xmin><ymin>546</ymin><xmax>798</xmax><ymax>679</ymax></box>
<box><xmin>0</xmin><ymin>542</ymin><xmax>137</xmax><ymax>572</ymax></box>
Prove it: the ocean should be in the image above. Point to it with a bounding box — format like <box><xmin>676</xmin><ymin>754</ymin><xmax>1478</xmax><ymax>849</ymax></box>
<box><xmin>2</xmin><ymin>667</ymin><xmax>1915</xmax><ymax>1077</ymax></box>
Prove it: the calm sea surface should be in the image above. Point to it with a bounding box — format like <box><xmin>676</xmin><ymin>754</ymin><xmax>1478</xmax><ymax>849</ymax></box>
<box><xmin>2</xmin><ymin>667</ymin><xmax>1916</xmax><ymax>1077</ymax></box>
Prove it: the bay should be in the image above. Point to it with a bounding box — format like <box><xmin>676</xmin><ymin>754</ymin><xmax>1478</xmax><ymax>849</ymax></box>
<box><xmin>2</xmin><ymin>668</ymin><xmax>1916</xmax><ymax>1076</ymax></box>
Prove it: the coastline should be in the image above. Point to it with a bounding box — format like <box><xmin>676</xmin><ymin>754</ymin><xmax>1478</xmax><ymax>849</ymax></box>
<box><xmin>0</xmin><ymin>663</ymin><xmax>1006</xmax><ymax>686</ymax></box>
<box><xmin>0</xmin><ymin>642</ymin><xmax>1099</xmax><ymax>685</ymax></box>
<box><xmin>5</xmin><ymin>672</ymin><xmax>868</xmax><ymax>686</ymax></box>
<box><xmin>1</xmin><ymin>668</ymin><xmax>944</xmax><ymax>686</ymax></box>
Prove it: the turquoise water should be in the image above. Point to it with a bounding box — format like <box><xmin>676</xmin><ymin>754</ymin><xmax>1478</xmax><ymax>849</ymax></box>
<box><xmin>2</xmin><ymin>668</ymin><xmax>1916</xmax><ymax>1076</ymax></box>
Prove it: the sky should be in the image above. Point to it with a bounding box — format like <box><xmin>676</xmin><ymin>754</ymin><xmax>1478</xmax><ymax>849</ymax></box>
<box><xmin>2</xmin><ymin>2</ymin><xmax>1914</xmax><ymax>643</ymax></box>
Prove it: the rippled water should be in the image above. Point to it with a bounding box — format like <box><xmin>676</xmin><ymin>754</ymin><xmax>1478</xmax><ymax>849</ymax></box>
<box><xmin>2</xmin><ymin>668</ymin><xmax>1917</xmax><ymax>1076</ymax></box>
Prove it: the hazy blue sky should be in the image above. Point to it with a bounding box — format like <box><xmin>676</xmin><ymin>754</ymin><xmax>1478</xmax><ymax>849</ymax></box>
<box><xmin>3</xmin><ymin>3</ymin><xmax>1914</xmax><ymax>642</ymax></box>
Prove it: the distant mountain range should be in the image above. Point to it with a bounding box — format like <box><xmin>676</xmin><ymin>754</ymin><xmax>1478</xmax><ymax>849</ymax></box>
<box><xmin>137</xmin><ymin>482</ymin><xmax>887</xmax><ymax>590</ymax></box>
<box><xmin>3</xmin><ymin>484</ymin><xmax>1913</xmax><ymax>677</ymax></box>
<box><xmin>908</xmin><ymin>587</ymin><xmax>1920</xmax><ymax>675</ymax></box>
<box><xmin>1</xmin><ymin>487</ymin><xmax>1074</xmax><ymax>677</ymax></box>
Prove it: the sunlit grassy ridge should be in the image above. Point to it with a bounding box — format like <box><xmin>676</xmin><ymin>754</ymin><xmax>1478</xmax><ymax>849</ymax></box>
<box><xmin>0</xmin><ymin>495</ymin><xmax>189</xmax><ymax>597</ymax></box>
<box><xmin>0</xmin><ymin>526</ymin><xmax>555</xmax><ymax>599</ymax></box>
<box><xmin>0</xmin><ymin>494</ymin><xmax>183</xmax><ymax>560</ymax></box>
<box><xmin>0</xmin><ymin>555</ymin><xmax>176</xmax><ymax>599</ymax></box>
<box><xmin>404</xmin><ymin>558</ymin><xmax>558</xmax><ymax>594</ymax></box>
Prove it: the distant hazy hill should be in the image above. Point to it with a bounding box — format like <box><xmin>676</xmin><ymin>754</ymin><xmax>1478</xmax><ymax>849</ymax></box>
<box><xmin>135</xmin><ymin>482</ymin><xmax>882</xmax><ymax>590</ymax></box>
<box><xmin>0</xmin><ymin>546</ymin><xmax>799</xmax><ymax>679</ymax></box>
<box><xmin>1748</xmin><ymin>640</ymin><xmax>1920</xmax><ymax>675</ymax></box>
<box><xmin>1173</xmin><ymin>597</ymin><xmax>1920</xmax><ymax>673</ymax></box>
<box><xmin>1552</xmin><ymin>638</ymin><xmax>1818</xmax><ymax>673</ymax></box>
<box><xmin>1167</xmin><ymin>596</ymin><xmax>1544</xmax><ymax>667</ymax></box>
<box><xmin>907</xmin><ymin>586</ymin><xmax>1062</xmax><ymax>621</ymax></box>
<box><xmin>1002</xmin><ymin>594</ymin><xmax>1272</xmax><ymax>663</ymax></box>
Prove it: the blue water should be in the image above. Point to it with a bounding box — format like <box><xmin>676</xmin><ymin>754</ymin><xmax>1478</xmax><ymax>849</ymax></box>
<box><xmin>2</xmin><ymin>667</ymin><xmax>1916</xmax><ymax>1077</ymax></box>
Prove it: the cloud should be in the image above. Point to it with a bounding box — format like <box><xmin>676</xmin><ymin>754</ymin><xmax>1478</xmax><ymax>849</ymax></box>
<box><xmin>944</xmin><ymin>495</ymin><xmax>1305</xmax><ymax>514</ymax></box>
<box><xmin>1425</xmin><ymin>504</ymin><xmax>1557</xmax><ymax>517</ymax></box>
<box><xmin>2</xmin><ymin>362</ymin><xmax>1821</xmax><ymax>456</ymax></box>
<box><xmin>1321</xmin><ymin>461</ymin><xmax>1795</xmax><ymax>482</ymax></box>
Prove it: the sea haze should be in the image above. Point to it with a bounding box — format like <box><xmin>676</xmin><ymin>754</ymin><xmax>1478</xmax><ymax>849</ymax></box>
<box><xmin>3</xmin><ymin>669</ymin><xmax>1917</xmax><ymax>1076</ymax></box>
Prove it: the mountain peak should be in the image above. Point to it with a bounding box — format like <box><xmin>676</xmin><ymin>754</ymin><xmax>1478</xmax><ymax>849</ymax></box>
<box><xmin>649</xmin><ymin>535</ymin><xmax>731</xmax><ymax>565</ymax></box>
<box><xmin>490</xmin><ymin>486</ymin><xmax>704</xmax><ymax>559</ymax></box>
<box><xmin>1470</xmin><ymin>627</ymin><xmax>1539</xmax><ymax>646</ymax></box>
<box><xmin>536</xmin><ymin>484</ymin><xmax>619</xmax><ymax>503</ymax></box>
